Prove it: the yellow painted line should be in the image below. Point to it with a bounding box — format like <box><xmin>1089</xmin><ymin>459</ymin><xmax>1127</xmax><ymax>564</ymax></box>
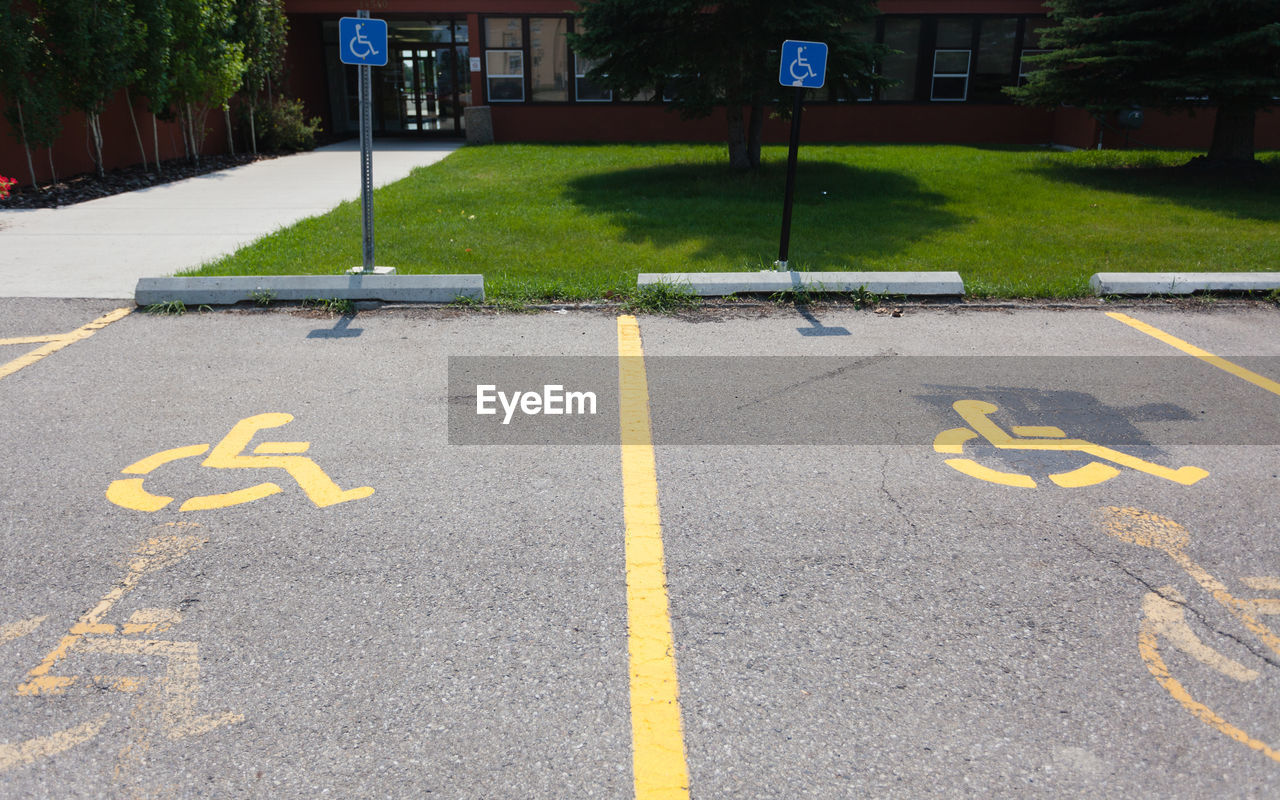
<box><xmin>179</xmin><ymin>481</ymin><xmax>282</xmax><ymax>512</ymax></box>
<box><xmin>0</xmin><ymin>616</ymin><xmax>46</xmax><ymax>645</ymax></box>
<box><xmin>1106</xmin><ymin>311</ymin><xmax>1280</xmax><ymax>397</ymax></box>
<box><xmin>1142</xmin><ymin>588</ymin><xmax>1258</xmax><ymax>682</ymax></box>
<box><xmin>17</xmin><ymin>530</ymin><xmax>206</xmax><ymax>696</ymax></box>
<box><xmin>1103</xmin><ymin>507</ymin><xmax>1280</xmax><ymax>659</ymax></box>
<box><xmin>0</xmin><ymin>307</ymin><xmax>132</xmax><ymax>382</ymax></box>
<box><xmin>1140</xmin><ymin>625</ymin><xmax>1280</xmax><ymax>763</ymax></box>
<box><xmin>0</xmin><ymin>713</ymin><xmax>112</xmax><ymax>773</ymax></box>
<box><xmin>121</xmin><ymin>444</ymin><xmax>210</xmax><ymax>475</ymax></box>
<box><xmin>0</xmin><ymin>334</ymin><xmax>65</xmax><ymax>346</ymax></box>
<box><xmin>617</xmin><ymin>315</ymin><xmax>690</xmax><ymax>800</ymax></box>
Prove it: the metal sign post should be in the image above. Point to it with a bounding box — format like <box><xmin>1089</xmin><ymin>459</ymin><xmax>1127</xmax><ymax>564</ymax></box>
<box><xmin>339</xmin><ymin>13</ymin><xmax>388</xmax><ymax>274</ymax></box>
<box><xmin>775</xmin><ymin>40</ymin><xmax>828</xmax><ymax>271</ymax></box>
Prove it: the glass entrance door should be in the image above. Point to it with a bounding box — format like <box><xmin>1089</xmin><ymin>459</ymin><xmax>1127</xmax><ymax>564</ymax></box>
<box><xmin>398</xmin><ymin>47</ymin><xmax>466</xmax><ymax>132</ymax></box>
<box><xmin>323</xmin><ymin>18</ymin><xmax>469</xmax><ymax>137</ymax></box>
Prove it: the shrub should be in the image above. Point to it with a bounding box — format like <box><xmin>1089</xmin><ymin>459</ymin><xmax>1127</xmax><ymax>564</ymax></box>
<box><xmin>252</xmin><ymin>97</ymin><xmax>322</xmax><ymax>153</ymax></box>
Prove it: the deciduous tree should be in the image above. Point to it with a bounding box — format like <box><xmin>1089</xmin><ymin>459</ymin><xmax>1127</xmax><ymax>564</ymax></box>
<box><xmin>0</xmin><ymin>0</ymin><xmax>63</xmax><ymax>186</ymax></box>
<box><xmin>45</xmin><ymin>0</ymin><xmax>142</xmax><ymax>176</ymax></box>
<box><xmin>570</xmin><ymin>0</ymin><xmax>884</xmax><ymax>171</ymax></box>
<box><xmin>169</xmin><ymin>0</ymin><xmax>245</xmax><ymax>164</ymax></box>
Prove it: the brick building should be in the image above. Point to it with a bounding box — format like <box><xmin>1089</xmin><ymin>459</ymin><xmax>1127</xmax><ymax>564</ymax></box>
<box><xmin>2</xmin><ymin>0</ymin><xmax>1277</xmax><ymax>185</ymax></box>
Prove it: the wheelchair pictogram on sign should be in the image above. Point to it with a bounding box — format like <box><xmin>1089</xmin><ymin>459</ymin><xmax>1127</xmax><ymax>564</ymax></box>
<box><xmin>339</xmin><ymin>17</ymin><xmax>388</xmax><ymax>67</ymax></box>
<box><xmin>779</xmin><ymin>40</ymin><xmax>828</xmax><ymax>89</ymax></box>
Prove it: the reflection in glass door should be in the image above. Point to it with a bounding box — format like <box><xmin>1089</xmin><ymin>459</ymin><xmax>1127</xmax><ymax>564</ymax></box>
<box><xmin>323</xmin><ymin>18</ymin><xmax>469</xmax><ymax>137</ymax></box>
<box><xmin>398</xmin><ymin>47</ymin><xmax>468</xmax><ymax>132</ymax></box>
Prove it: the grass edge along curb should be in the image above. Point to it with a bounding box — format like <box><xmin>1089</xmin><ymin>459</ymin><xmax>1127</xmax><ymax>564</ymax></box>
<box><xmin>133</xmin><ymin>274</ymin><xmax>485</xmax><ymax>306</ymax></box>
<box><xmin>185</xmin><ymin>144</ymin><xmax>1280</xmax><ymax>301</ymax></box>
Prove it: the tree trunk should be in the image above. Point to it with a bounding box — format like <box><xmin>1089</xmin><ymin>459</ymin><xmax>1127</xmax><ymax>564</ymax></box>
<box><xmin>179</xmin><ymin>110</ymin><xmax>190</xmax><ymax>162</ymax></box>
<box><xmin>224</xmin><ymin>104</ymin><xmax>235</xmax><ymax>156</ymax></box>
<box><xmin>125</xmin><ymin>87</ymin><xmax>149</xmax><ymax>171</ymax></box>
<box><xmin>152</xmin><ymin>114</ymin><xmax>163</xmax><ymax>175</ymax></box>
<box><xmin>1206</xmin><ymin>102</ymin><xmax>1256</xmax><ymax>163</ymax></box>
<box><xmin>248</xmin><ymin>104</ymin><xmax>257</xmax><ymax>155</ymax></box>
<box><xmin>725</xmin><ymin>103</ymin><xmax>751</xmax><ymax>171</ymax></box>
<box><xmin>746</xmin><ymin>96</ymin><xmax>764</xmax><ymax>170</ymax></box>
<box><xmin>47</xmin><ymin>148</ymin><xmax>57</xmax><ymax>183</ymax></box>
<box><xmin>187</xmin><ymin>103</ymin><xmax>200</xmax><ymax>165</ymax></box>
<box><xmin>88</xmin><ymin>112</ymin><xmax>105</xmax><ymax>178</ymax></box>
<box><xmin>15</xmin><ymin>98</ymin><xmax>37</xmax><ymax>188</ymax></box>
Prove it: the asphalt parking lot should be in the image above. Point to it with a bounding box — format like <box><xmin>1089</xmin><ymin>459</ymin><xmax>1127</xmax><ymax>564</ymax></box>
<box><xmin>1</xmin><ymin>298</ymin><xmax>1277</xmax><ymax>798</ymax></box>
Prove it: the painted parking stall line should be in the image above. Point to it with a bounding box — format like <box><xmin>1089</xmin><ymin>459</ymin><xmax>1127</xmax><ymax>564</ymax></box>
<box><xmin>617</xmin><ymin>315</ymin><xmax>691</xmax><ymax>800</ymax></box>
<box><xmin>1106</xmin><ymin>311</ymin><xmax>1280</xmax><ymax>397</ymax></box>
<box><xmin>0</xmin><ymin>307</ymin><xmax>132</xmax><ymax>381</ymax></box>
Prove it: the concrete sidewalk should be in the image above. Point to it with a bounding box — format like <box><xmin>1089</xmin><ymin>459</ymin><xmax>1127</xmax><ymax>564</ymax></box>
<box><xmin>0</xmin><ymin>139</ymin><xmax>461</xmax><ymax>299</ymax></box>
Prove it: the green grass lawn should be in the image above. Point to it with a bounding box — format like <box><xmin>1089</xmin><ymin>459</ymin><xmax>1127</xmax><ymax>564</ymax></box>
<box><xmin>186</xmin><ymin>143</ymin><xmax>1280</xmax><ymax>300</ymax></box>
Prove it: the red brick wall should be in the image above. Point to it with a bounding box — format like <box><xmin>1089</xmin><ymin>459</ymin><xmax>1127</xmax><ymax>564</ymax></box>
<box><xmin>488</xmin><ymin>103</ymin><xmax>1057</xmax><ymax>145</ymax></box>
<box><xmin>0</xmin><ymin>90</ymin><xmax>232</xmax><ymax>189</ymax></box>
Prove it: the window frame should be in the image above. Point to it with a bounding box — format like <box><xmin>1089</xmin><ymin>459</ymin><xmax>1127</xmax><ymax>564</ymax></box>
<box><xmin>482</xmin><ymin>14</ymin><xmax>579</xmax><ymax>104</ymax></box>
<box><xmin>485</xmin><ymin>49</ymin><xmax>525</xmax><ymax>102</ymax></box>
<box><xmin>930</xmin><ymin>49</ymin><xmax>972</xmax><ymax>102</ymax></box>
<box><xmin>574</xmin><ymin>53</ymin><xmax>613</xmax><ymax>102</ymax></box>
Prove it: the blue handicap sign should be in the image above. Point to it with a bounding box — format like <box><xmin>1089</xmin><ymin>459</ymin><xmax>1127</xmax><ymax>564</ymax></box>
<box><xmin>339</xmin><ymin>17</ymin><xmax>388</xmax><ymax>67</ymax></box>
<box><xmin>779</xmin><ymin>40</ymin><xmax>827</xmax><ymax>89</ymax></box>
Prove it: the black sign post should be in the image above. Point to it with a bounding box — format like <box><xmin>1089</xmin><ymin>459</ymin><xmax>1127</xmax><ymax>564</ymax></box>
<box><xmin>775</xmin><ymin>40</ymin><xmax>828</xmax><ymax>271</ymax></box>
<box><xmin>776</xmin><ymin>88</ymin><xmax>805</xmax><ymax>270</ymax></box>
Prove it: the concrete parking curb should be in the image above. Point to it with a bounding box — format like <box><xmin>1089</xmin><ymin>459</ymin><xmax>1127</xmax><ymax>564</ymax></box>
<box><xmin>135</xmin><ymin>275</ymin><xmax>485</xmax><ymax>306</ymax></box>
<box><xmin>637</xmin><ymin>271</ymin><xmax>965</xmax><ymax>296</ymax></box>
<box><xmin>1091</xmin><ymin>272</ymin><xmax>1280</xmax><ymax>296</ymax></box>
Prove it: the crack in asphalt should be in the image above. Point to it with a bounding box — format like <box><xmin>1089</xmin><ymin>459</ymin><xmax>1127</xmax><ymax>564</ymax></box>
<box><xmin>1072</xmin><ymin>534</ymin><xmax>1280</xmax><ymax>673</ymax></box>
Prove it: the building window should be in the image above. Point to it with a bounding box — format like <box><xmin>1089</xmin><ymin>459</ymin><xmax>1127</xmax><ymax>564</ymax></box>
<box><xmin>1018</xmin><ymin>17</ymin><xmax>1051</xmax><ymax>84</ymax></box>
<box><xmin>484</xmin><ymin>18</ymin><xmax>524</xmax><ymax>101</ymax></box>
<box><xmin>487</xmin><ymin>51</ymin><xmax>524</xmax><ymax>101</ymax></box>
<box><xmin>483</xmin><ymin>16</ymin><xmax>573</xmax><ymax>103</ymax></box>
<box><xmin>880</xmin><ymin>18</ymin><xmax>921</xmax><ymax>101</ymax></box>
<box><xmin>529</xmin><ymin>17</ymin><xmax>569</xmax><ymax>101</ymax></box>
<box><xmin>575</xmin><ymin>55</ymin><xmax>612</xmax><ymax>102</ymax></box>
<box><xmin>931</xmin><ymin>50</ymin><xmax>971</xmax><ymax>101</ymax></box>
<box><xmin>972</xmin><ymin>16</ymin><xmax>1019</xmax><ymax>102</ymax></box>
<box><xmin>834</xmin><ymin>21</ymin><xmax>877</xmax><ymax>102</ymax></box>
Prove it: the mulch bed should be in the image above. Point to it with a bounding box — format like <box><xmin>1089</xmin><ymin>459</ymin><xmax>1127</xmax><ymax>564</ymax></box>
<box><xmin>1</xmin><ymin>152</ymin><xmax>283</xmax><ymax>209</ymax></box>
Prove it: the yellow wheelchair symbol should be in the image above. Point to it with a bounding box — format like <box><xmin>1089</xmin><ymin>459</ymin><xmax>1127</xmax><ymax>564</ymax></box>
<box><xmin>106</xmin><ymin>413</ymin><xmax>374</xmax><ymax>512</ymax></box>
<box><xmin>1103</xmin><ymin>507</ymin><xmax>1280</xmax><ymax>764</ymax></box>
<box><xmin>933</xmin><ymin>400</ymin><xmax>1209</xmax><ymax>488</ymax></box>
<box><xmin>2</xmin><ymin>528</ymin><xmax>242</xmax><ymax>778</ymax></box>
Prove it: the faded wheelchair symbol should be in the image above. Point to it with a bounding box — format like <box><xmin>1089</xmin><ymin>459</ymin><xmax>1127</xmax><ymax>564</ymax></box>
<box><xmin>107</xmin><ymin>413</ymin><xmax>374</xmax><ymax>512</ymax></box>
<box><xmin>1</xmin><ymin>527</ymin><xmax>241</xmax><ymax>775</ymax></box>
<box><xmin>1103</xmin><ymin>508</ymin><xmax>1280</xmax><ymax>764</ymax></box>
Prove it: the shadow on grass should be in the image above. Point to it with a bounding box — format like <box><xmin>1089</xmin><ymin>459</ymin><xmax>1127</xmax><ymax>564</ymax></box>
<box><xmin>1029</xmin><ymin>160</ymin><xmax>1280</xmax><ymax>222</ymax></box>
<box><xmin>564</xmin><ymin>160</ymin><xmax>961</xmax><ymax>264</ymax></box>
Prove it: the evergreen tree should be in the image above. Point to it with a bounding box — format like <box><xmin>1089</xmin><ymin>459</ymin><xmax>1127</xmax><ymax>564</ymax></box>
<box><xmin>1009</xmin><ymin>0</ymin><xmax>1280</xmax><ymax>164</ymax></box>
<box><xmin>570</xmin><ymin>0</ymin><xmax>884</xmax><ymax>171</ymax></box>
